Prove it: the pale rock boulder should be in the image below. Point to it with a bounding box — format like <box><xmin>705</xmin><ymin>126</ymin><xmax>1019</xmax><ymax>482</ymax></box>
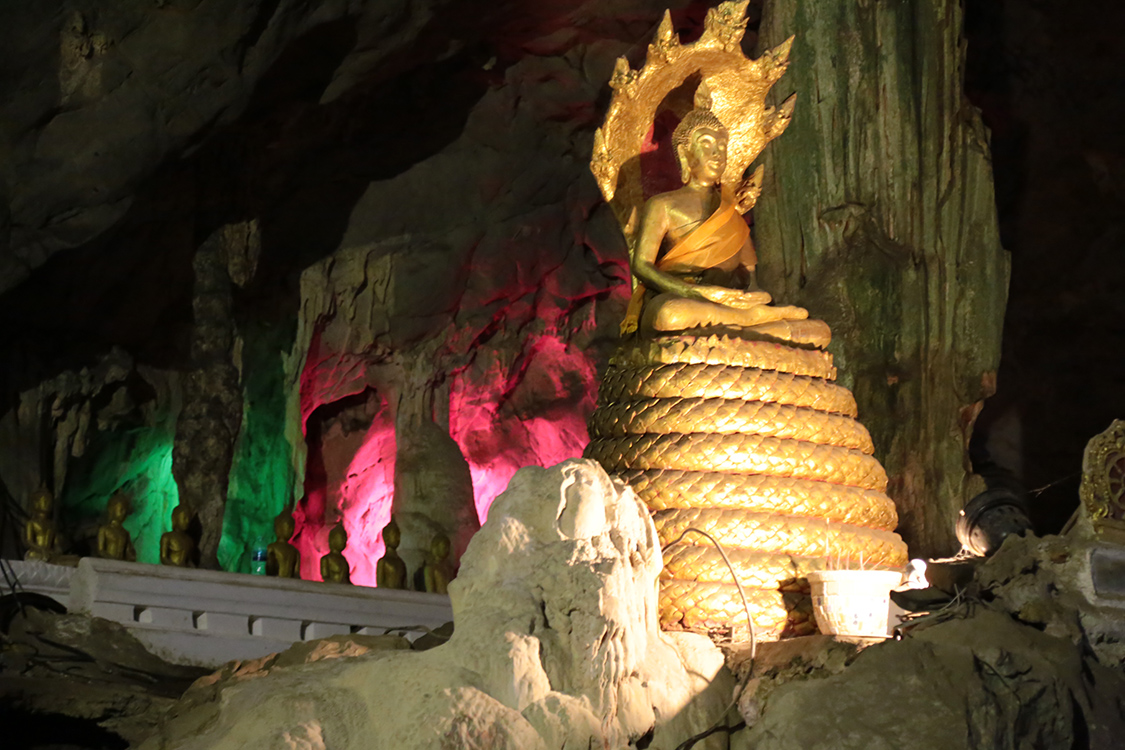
<box><xmin>142</xmin><ymin>459</ymin><xmax>736</xmax><ymax>749</ymax></box>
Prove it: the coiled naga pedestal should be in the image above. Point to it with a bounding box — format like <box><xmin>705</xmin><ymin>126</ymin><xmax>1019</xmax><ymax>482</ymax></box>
<box><xmin>585</xmin><ymin>334</ymin><xmax>907</xmax><ymax>635</ymax></box>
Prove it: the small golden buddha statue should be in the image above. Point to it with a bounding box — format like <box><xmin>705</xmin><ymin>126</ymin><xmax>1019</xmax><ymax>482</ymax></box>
<box><xmin>320</xmin><ymin>523</ymin><xmax>351</xmax><ymax>584</ymax></box>
<box><xmin>421</xmin><ymin>532</ymin><xmax>454</xmax><ymax>594</ymax></box>
<box><xmin>266</xmin><ymin>510</ymin><xmax>301</xmax><ymax>579</ymax></box>
<box><xmin>23</xmin><ymin>486</ymin><xmax>58</xmax><ymax>562</ymax></box>
<box><xmin>97</xmin><ymin>492</ymin><xmax>136</xmax><ymax>561</ymax></box>
<box><xmin>376</xmin><ymin>517</ymin><xmax>407</xmax><ymax>589</ymax></box>
<box><xmin>160</xmin><ymin>504</ymin><xmax>196</xmax><ymax>567</ymax></box>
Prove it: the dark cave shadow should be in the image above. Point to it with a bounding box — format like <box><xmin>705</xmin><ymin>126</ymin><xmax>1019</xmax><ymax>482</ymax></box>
<box><xmin>0</xmin><ymin>13</ymin><xmax>494</xmax><ymax>415</ymax></box>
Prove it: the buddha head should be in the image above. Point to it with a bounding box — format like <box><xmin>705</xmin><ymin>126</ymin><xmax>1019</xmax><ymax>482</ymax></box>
<box><xmin>383</xmin><ymin>517</ymin><xmax>401</xmax><ymax>550</ymax></box>
<box><xmin>672</xmin><ymin>107</ymin><xmax>728</xmax><ymax>186</ymax></box>
<box><xmin>672</xmin><ymin>81</ymin><xmax>729</xmax><ymax>187</ymax></box>
<box><xmin>431</xmin><ymin>532</ymin><xmax>451</xmax><ymax>561</ymax></box>
<box><xmin>107</xmin><ymin>493</ymin><xmax>129</xmax><ymax>522</ymax></box>
<box><xmin>328</xmin><ymin>523</ymin><xmax>348</xmax><ymax>553</ymax></box>
<box><xmin>274</xmin><ymin>510</ymin><xmax>295</xmax><ymax>542</ymax></box>
<box><xmin>171</xmin><ymin>504</ymin><xmax>191</xmax><ymax>531</ymax></box>
<box><xmin>31</xmin><ymin>487</ymin><xmax>53</xmax><ymax>515</ymax></box>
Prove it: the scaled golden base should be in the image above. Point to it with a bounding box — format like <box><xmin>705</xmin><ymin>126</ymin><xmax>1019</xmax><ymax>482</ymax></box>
<box><xmin>585</xmin><ymin>332</ymin><xmax>907</xmax><ymax>637</ymax></box>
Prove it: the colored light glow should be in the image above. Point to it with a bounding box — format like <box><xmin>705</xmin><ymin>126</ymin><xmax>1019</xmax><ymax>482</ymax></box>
<box><xmin>450</xmin><ymin>335</ymin><xmax>597</xmax><ymax>523</ymax></box>
<box><xmin>60</xmin><ymin>425</ymin><xmax>180</xmax><ymax>564</ymax></box>
<box><xmin>220</xmin><ymin>321</ymin><xmax>298</xmax><ymax>573</ymax></box>
<box><xmin>292</xmin><ymin>396</ymin><xmax>395</xmax><ymax>584</ymax></box>
<box><xmin>292</xmin><ymin>328</ymin><xmax>597</xmax><ymax>583</ymax></box>
<box><xmin>338</xmin><ymin>414</ymin><xmax>395</xmax><ymax>585</ymax></box>
<box><xmin>293</xmin><ymin>360</ymin><xmax>396</xmax><ymax>585</ymax></box>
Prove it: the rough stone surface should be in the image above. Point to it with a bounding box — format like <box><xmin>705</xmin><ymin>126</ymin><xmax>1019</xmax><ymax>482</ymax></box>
<box><xmin>139</xmin><ymin>459</ymin><xmax>738</xmax><ymax>749</ymax></box>
<box><xmin>0</xmin><ymin>606</ymin><xmax>209</xmax><ymax>745</ymax></box>
<box><xmin>755</xmin><ymin>0</ymin><xmax>1009</xmax><ymax>557</ymax></box>
<box><xmin>727</xmin><ymin>526</ymin><xmax>1125</xmax><ymax>750</ymax></box>
<box><xmin>742</xmin><ymin>608</ymin><xmax>1125</xmax><ymax>750</ymax></box>
<box><xmin>172</xmin><ymin>223</ymin><xmax>246</xmax><ymax>569</ymax></box>
<box><xmin>976</xmin><ymin>523</ymin><xmax>1125</xmax><ymax>668</ymax></box>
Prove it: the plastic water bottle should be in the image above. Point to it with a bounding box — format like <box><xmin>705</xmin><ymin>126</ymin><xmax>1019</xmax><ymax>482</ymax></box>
<box><xmin>250</xmin><ymin>536</ymin><xmax>268</xmax><ymax>575</ymax></box>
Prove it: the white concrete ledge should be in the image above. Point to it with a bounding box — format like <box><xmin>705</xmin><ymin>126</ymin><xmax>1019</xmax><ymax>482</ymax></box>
<box><xmin>2</xmin><ymin>559</ymin><xmax>76</xmax><ymax>609</ymax></box>
<box><xmin>5</xmin><ymin>557</ymin><xmax>453</xmax><ymax>668</ymax></box>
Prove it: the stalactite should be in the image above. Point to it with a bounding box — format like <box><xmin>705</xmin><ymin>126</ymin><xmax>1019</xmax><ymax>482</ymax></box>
<box><xmin>172</xmin><ymin>222</ymin><xmax>256</xmax><ymax>568</ymax></box>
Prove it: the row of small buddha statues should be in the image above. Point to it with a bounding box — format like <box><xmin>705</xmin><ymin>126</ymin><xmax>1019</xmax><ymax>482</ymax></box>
<box><xmin>21</xmin><ymin>487</ymin><xmax>453</xmax><ymax>593</ymax></box>
<box><xmin>24</xmin><ymin>486</ymin><xmax>204</xmax><ymax>567</ymax></box>
<box><xmin>263</xmin><ymin>512</ymin><xmax>455</xmax><ymax>593</ymax></box>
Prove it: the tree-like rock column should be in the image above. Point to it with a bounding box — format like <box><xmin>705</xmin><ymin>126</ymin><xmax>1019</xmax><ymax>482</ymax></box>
<box><xmin>172</xmin><ymin>222</ymin><xmax>257</xmax><ymax>569</ymax></box>
<box><xmin>755</xmin><ymin>0</ymin><xmax>1010</xmax><ymax>556</ymax></box>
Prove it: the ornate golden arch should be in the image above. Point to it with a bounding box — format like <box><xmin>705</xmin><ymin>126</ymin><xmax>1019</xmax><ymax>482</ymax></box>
<box><xmin>590</xmin><ymin>1</ymin><xmax>796</xmax><ymax>242</ymax></box>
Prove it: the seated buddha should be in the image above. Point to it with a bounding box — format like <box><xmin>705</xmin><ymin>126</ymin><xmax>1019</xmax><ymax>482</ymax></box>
<box><xmin>266</xmin><ymin>510</ymin><xmax>301</xmax><ymax>579</ymax></box>
<box><xmin>160</xmin><ymin>504</ymin><xmax>197</xmax><ymax>567</ymax></box>
<box><xmin>320</xmin><ymin>523</ymin><xmax>352</xmax><ymax>584</ymax></box>
<box><xmin>625</xmin><ymin>105</ymin><xmax>828</xmax><ymax>348</ymax></box>
<box><xmin>23</xmin><ymin>487</ymin><xmax>58</xmax><ymax>562</ymax></box>
<box><xmin>97</xmin><ymin>492</ymin><xmax>136</xmax><ymax>562</ymax></box>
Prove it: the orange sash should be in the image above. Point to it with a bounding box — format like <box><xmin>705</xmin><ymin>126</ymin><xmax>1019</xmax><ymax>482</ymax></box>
<box><xmin>621</xmin><ymin>199</ymin><xmax>750</xmax><ymax>335</ymax></box>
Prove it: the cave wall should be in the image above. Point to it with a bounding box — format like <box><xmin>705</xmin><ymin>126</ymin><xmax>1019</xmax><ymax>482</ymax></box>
<box><xmin>754</xmin><ymin>0</ymin><xmax>1010</xmax><ymax>557</ymax></box>
<box><xmin>0</xmin><ymin>0</ymin><xmax>1119</xmax><ymax>571</ymax></box>
<box><xmin>0</xmin><ymin>0</ymin><xmax>686</xmax><ymax>572</ymax></box>
<box><xmin>963</xmin><ymin>0</ymin><xmax>1125</xmax><ymax>534</ymax></box>
<box><xmin>282</xmin><ymin>47</ymin><xmax>633</xmax><ymax>576</ymax></box>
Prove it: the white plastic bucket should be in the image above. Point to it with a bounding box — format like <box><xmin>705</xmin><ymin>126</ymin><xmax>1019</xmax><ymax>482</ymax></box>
<box><xmin>807</xmin><ymin>569</ymin><xmax>904</xmax><ymax>637</ymax></box>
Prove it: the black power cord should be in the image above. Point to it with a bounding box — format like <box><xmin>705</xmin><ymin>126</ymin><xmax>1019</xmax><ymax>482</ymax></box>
<box><xmin>661</xmin><ymin>526</ymin><xmax>758</xmax><ymax>750</ymax></box>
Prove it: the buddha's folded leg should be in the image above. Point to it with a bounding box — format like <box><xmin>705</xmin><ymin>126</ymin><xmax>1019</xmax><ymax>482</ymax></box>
<box><xmin>647</xmin><ymin>295</ymin><xmax>810</xmax><ymax>332</ymax></box>
<box><xmin>698</xmin><ymin>287</ymin><xmax>773</xmax><ymax>309</ymax></box>
<box><xmin>743</xmin><ymin>319</ymin><xmax>832</xmax><ymax>348</ymax></box>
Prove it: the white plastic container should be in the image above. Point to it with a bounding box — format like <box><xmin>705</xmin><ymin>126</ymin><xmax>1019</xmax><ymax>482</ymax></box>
<box><xmin>807</xmin><ymin>569</ymin><xmax>904</xmax><ymax>637</ymax></box>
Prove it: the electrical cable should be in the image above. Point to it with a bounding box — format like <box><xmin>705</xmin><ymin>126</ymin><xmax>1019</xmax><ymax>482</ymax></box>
<box><xmin>661</xmin><ymin>525</ymin><xmax>758</xmax><ymax>749</ymax></box>
<box><xmin>661</xmin><ymin>525</ymin><xmax>757</xmax><ymax>661</ymax></box>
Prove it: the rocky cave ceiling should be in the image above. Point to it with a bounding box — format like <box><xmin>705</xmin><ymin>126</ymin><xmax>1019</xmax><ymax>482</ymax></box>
<box><xmin>0</xmin><ymin>0</ymin><xmax>1122</xmax><ymax>563</ymax></box>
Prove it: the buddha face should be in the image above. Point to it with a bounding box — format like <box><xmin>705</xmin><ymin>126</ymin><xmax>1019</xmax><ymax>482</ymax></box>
<box><xmin>679</xmin><ymin>125</ymin><xmax>728</xmax><ymax>186</ymax></box>
<box><xmin>431</xmin><ymin>534</ymin><xmax>451</xmax><ymax>559</ymax></box>
<box><xmin>32</xmin><ymin>491</ymin><xmax>52</xmax><ymax>515</ymax></box>
<box><xmin>108</xmin><ymin>495</ymin><xmax>128</xmax><ymax>522</ymax></box>
<box><xmin>172</xmin><ymin>505</ymin><xmax>190</xmax><ymax>530</ymax></box>
<box><xmin>275</xmin><ymin>513</ymin><xmax>295</xmax><ymax>540</ymax></box>
<box><xmin>329</xmin><ymin>524</ymin><xmax>348</xmax><ymax>552</ymax></box>
<box><xmin>383</xmin><ymin>521</ymin><xmax>400</xmax><ymax>549</ymax></box>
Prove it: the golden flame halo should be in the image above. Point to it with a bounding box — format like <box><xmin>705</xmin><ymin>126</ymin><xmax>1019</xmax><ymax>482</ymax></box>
<box><xmin>591</xmin><ymin>1</ymin><xmax>796</xmax><ymax>240</ymax></box>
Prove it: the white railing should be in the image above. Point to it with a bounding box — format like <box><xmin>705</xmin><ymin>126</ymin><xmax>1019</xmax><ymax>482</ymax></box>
<box><xmin>3</xmin><ymin>557</ymin><xmax>452</xmax><ymax>668</ymax></box>
<box><xmin>3</xmin><ymin>559</ymin><xmax>76</xmax><ymax>608</ymax></box>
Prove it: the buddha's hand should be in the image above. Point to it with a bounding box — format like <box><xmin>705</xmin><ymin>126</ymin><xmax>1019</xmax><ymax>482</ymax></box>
<box><xmin>695</xmin><ymin>284</ymin><xmax>773</xmax><ymax>309</ymax></box>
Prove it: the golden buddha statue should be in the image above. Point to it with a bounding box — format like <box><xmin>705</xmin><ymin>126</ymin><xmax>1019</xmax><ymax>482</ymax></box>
<box><xmin>97</xmin><ymin>492</ymin><xmax>136</xmax><ymax>561</ymax></box>
<box><xmin>266</xmin><ymin>510</ymin><xmax>301</xmax><ymax>579</ymax></box>
<box><xmin>376</xmin><ymin>517</ymin><xmax>407</xmax><ymax>590</ymax></box>
<box><xmin>160</xmin><ymin>504</ymin><xmax>196</xmax><ymax>567</ymax></box>
<box><xmin>320</xmin><ymin>523</ymin><xmax>352</xmax><ymax>584</ymax></box>
<box><xmin>421</xmin><ymin>532</ymin><xmax>454</xmax><ymax>594</ymax></box>
<box><xmin>626</xmin><ymin>90</ymin><xmax>822</xmax><ymax>344</ymax></box>
<box><xmin>23</xmin><ymin>486</ymin><xmax>58</xmax><ymax>562</ymax></box>
<box><xmin>585</xmin><ymin>3</ymin><xmax>907</xmax><ymax>636</ymax></box>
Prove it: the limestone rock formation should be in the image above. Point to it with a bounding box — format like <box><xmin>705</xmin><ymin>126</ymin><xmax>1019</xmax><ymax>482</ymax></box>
<box><xmin>140</xmin><ymin>459</ymin><xmax>738</xmax><ymax>750</ymax></box>
<box><xmin>754</xmin><ymin>0</ymin><xmax>1010</xmax><ymax>556</ymax></box>
<box><xmin>0</xmin><ymin>606</ymin><xmax>209</xmax><ymax>746</ymax></box>
<box><xmin>741</xmin><ymin>608</ymin><xmax>1125</xmax><ymax>750</ymax></box>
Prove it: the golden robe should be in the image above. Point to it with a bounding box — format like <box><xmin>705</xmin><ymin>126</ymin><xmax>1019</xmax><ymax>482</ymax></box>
<box><xmin>622</xmin><ymin>199</ymin><xmax>753</xmax><ymax>336</ymax></box>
